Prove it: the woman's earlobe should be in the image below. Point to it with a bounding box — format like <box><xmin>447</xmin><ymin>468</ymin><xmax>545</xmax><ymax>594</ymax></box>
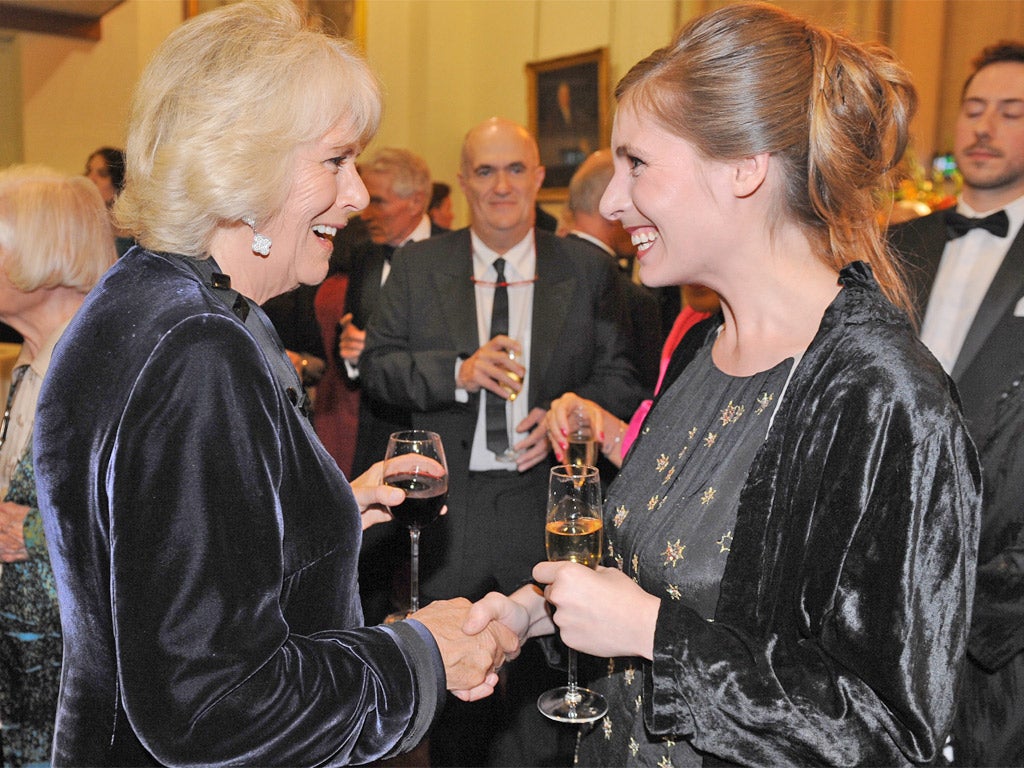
<box><xmin>733</xmin><ymin>153</ymin><xmax>770</xmax><ymax>198</ymax></box>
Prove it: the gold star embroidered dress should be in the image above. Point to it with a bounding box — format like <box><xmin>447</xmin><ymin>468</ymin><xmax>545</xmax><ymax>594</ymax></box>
<box><xmin>578</xmin><ymin>331</ymin><xmax>792</xmax><ymax>767</ymax></box>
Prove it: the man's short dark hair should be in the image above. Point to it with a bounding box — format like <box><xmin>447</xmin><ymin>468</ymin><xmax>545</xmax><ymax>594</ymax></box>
<box><xmin>962</xmin><ymin>41</ymin><xmax>1024</xmax><ymax>99</ymax></box>
<box><xmin>429</xmin><ymin>181</ymin><xmax>450</xmax><ymax>211</ymax></box>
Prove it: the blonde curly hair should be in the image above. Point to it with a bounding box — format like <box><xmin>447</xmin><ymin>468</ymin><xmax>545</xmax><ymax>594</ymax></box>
<box><xmin>116</xmin><ymin>0</ymin><xmax>381</xmax><ymax>257</ymax></box>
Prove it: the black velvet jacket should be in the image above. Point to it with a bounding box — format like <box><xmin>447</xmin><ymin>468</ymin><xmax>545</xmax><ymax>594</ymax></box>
<box><xmin>636</xmin><ymin>264</ymin><xmax>982</xmax><ymax>765</ymax></box>
<box><xmin>33</xmin><ymin>249</ymin><xmax>443</xmax><ymax>767</ymax></box>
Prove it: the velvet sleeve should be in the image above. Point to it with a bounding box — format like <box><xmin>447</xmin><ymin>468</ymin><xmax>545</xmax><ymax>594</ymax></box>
<box><xmin>107</xmin><ymin>315</ymin><xmax>439</xmax><ymax>767</ymax></box>
<box><xmin>644</xmin><ymin>387</ymin><xmax>981</xmax><ymax>765</ymax></box>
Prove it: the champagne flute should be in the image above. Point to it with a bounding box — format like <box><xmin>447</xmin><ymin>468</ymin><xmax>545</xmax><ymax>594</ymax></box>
<box><xmin>565</xmin><ymin>404</ymin><xmax>597</xmax><ymax>470</ymax></box>
<box><xmin>537</xmin><ymin>464</ymin><xmax>608</xmax><ymax>723</ymax></box>
<box><xmin>382</xmin><ymin>430</ymin><xmax>449</xmax><ymax>621</ymax></box>
<box><xmin>496</xmin><ymin>347</ymin><xmax>524</xmax><ymax>463</ymax></box>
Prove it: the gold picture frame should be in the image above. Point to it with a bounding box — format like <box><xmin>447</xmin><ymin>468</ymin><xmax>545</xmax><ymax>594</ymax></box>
<box><xmin>526</xmin><ymin>48</ymin><xmax>609</xmax><ymax>201</ymax></box>
<box><xmin>184</xmin><ymin>0</ymin><xmax>365</xmax><ymax>47</ymax></box>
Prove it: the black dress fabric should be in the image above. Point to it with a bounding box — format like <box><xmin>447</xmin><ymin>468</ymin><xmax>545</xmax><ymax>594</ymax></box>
<box><xmin>575</xmin><ymin>263</ymin><xmax>981</xmax><ymax>766</ymax></box>
<box><xmin>581</xmin><ymin>336</ymin><xmax>792</xmax><ymax>767</ymax></box>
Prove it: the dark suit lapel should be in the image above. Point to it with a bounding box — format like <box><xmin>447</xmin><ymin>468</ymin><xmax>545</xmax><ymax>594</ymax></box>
<box><xmin>917</xmin><ymin>215</ymin><xmax>946</xmax><ymax>311</ymax></box>
<box><xmin>431</xmin><ymin>230</ymin><xmax>479</xmax><ymax>357</ymax></box>
<box><xmin>349</xmin><ymin>246</ymin><xmax>387</xmax><ymax>327</ymax></box>
<box><xmin>953</xmin><ymin>226</ymin><xmax>1024</xmax><ymax>381</ymax></box>
<box><xmin>530</xmin><ymin>234</ymin><xmax>575</xmax><ymax>406</ymax></box>
<box><xmin>889</xmin><ymin>210</ymin><xmax>948</xmax><ymax>321</ymax></box>
<box><xmin>363</xmin><ymin>250</ymin><xmax>386</xmax><ymax>319</ymax></box>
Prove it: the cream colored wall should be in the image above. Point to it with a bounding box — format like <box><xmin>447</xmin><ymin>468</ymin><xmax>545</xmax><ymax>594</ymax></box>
<box><xmin>360</xmin><ymin>0</ymin><xmax>1021</xmax><ymax>228</ymax></box>
<box><xmin>12</xmin><ymin>0</ymin><xmax>181</xmax><ymax>176</ymax></box>
<box><xmin>0</xmin><ymin>34</ymin><xmax>24</xmax><ymax>167</ymax></box>
<box><xmin>362</xmin><ymin>0</ymin><xmax>680</xmax><ymax>227</ymax></box>
<box><xmin>3</xmin><ymin>0</ymin><xmax>1024</xmax><ymax>227</ymax></box>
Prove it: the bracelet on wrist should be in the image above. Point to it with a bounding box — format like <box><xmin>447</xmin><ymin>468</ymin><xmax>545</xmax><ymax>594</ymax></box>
<box><xmin>602</xmin><ymin>420</ymin><xmax>626</xmax><ymax>454</ymax></box>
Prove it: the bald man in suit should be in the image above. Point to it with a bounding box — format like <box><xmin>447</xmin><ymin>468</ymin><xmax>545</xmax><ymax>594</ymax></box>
<box><xmin>362</xmin><ymin>118</ymin><xmax>643</xmax><ymax>766</ymax></box>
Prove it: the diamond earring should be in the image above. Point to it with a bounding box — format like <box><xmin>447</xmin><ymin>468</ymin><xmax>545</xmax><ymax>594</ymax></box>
<box><xmin>242</xmin><ymin>215</ymin><xmax>272</xmax><ymax>256</ymax></box>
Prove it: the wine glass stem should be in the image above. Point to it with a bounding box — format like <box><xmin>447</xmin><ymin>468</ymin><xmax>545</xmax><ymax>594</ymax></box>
<box><xmin>409</xmin><ymin>527</ymin><xmax>421</xmax><ymax>613</ymax></box>
<box><xmin>507</xmin><ymin>400</ymin><xmax>517</xmax><ymax>454</ymax></box>
<box><xmin>565</xmin><ymin>648</ymin><xmax>582</xmax><ymax>706</ymax></box>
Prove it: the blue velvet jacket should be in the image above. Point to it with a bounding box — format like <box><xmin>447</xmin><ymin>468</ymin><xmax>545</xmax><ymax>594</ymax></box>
<box><xmin>635</xmin><ymin>264</ymin><xmax>982</xmax><ymax>765</ymax></box>
<box><xmin>33</xmin><ymin>248</ymin><xmax>443</xmax><ymax>767</ymax></box>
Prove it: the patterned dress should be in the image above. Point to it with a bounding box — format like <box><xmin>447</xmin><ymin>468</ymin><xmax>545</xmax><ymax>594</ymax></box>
<box><xmin>576</xmin><ymin>329</ymin><xmax>793</xmax><ymax>767</ymax></box>
<box><xmin>1</xmin><ymin>446</ymin><xmax>61</xmax><ymax>768</ymax></box>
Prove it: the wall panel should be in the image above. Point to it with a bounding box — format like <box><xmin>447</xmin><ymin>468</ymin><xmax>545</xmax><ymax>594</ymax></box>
<box><xmin>2</xmin><ymin>0</ymin><xmax>1023</xmax><ymax>225</ymax></box>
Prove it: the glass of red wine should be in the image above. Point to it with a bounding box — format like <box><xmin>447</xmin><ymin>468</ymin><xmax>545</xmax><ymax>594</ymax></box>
<box><xmin>383</xmin><ymin>430</ymin><xmax>449</xmax><ymax>621</ymax></box>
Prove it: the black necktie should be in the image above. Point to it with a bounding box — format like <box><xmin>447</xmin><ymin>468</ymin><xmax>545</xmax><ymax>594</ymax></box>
<box><xmin>944</xmin><ymin>209</ymin><xmax>1010</xmax><ymax>240</ymax></box>
<box><xmin>486</xmin><ymin>258</ymin><xmax>509</xmax><ymax>455</ymax></box>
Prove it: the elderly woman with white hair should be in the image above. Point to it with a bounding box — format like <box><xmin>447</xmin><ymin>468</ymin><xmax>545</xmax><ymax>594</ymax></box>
<box><xmin>0</xmin><ymin>165</ymin><xmax>116</xmax><ymax>767</ymax></box>
<box><xmin>31</xmin><ymin>2</ymin><xmax>516</xmax><ymax>766</ymax></box>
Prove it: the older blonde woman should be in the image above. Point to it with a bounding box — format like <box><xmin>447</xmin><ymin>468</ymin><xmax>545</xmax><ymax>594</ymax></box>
<box><xmin>0</xmin><ymin>165</ymin><xmax>115</xmax><ymax>767</ymax></box>
<box><xmin>31</xmin><ymin>2</ymin><xmax>516</xmax><ymax>766</ymax></box>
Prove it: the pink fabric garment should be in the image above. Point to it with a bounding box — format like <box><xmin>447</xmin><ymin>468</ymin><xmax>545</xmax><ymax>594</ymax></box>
<box><xmin>621</xmin><ymin>306</ymin><xmax>712</xmax><ymax>456</ymax></box>
<box><xmin>312</xmin><ymin>274</ymin><xmax>361</xmax><ymax>477</ymax></box>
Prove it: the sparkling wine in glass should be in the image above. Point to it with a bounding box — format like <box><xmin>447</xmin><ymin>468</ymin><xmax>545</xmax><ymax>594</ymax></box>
<box><xmin>537</xmin><ymin>464</ymin><xmax>608</xmax><ymax>723</ymax></box>
<box><xmin>565</xmin><ymin>404</ymin><xmax>597</xmax><ymax>470</ymax></box>
<box><xmin>383</xmin><ymin>430</ymin><xmax>448</xmax><ymax>620</ymax></box>
<box><xmin>496</xmin><ymin>347</ymin><xmax>524</xmax><ymax>463</ymax></box>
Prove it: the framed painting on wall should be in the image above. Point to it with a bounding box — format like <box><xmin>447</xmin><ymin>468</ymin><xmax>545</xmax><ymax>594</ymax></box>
<box><xmin>526</xmin><ymin>47</ymin><xmax>609</xmax><ymax>200</ymax></box>
<box><xmin>184</xmin><ymin>0</ymin><xmax>364</xmax><ymax>46</ymax></box>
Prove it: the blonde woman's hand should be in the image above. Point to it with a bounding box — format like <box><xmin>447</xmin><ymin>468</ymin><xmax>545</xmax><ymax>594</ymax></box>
<box><xmin>412</xmin><ymin>597</ymin><xmax>521</xmax><ymax>701</ymax></box>
<box><xmin>350</xmin><ymin>461</ymin><xmax>448</xmax><ymax>530</ymax></box>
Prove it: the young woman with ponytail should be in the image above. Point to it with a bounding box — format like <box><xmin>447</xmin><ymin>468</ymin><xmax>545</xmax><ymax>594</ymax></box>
<box><xmin>468</xmin><ymin>3</ymin><xmax>982</xmax><ymax>765</ymax></box>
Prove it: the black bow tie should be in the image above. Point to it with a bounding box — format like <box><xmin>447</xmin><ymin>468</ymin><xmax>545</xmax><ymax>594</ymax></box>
<box><xmin>944</xmin><ymin>209</ymin><xmax>1010</xmax><ymax>240</ymax></box>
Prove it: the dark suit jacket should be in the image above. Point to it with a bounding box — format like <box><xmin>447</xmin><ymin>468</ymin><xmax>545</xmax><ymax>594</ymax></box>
<box><xmin>343</xmin><ymin>223</ymin><xmax>446</xmax><ymax>475</ymax></box>
<box><xmin>345</xmin><ymin>222</ymin><xmax>448</xmax><ymax>329</ymax></box>
<box><xmin>362</xmin><ymin>226</ymin><xmax>643</xmax><ymax>463</ymax></box>
<box><xmin>360</xmin><ymin>228</ymin><xmax>644</xmax><ymax>595</ymax></box>
<box><xmin>566</xmin><ymin>233</ymin><xmax>661</xmax><ymax>393</ymax></box>
<box><xmin>890</xmin><ymin>210</ymin><xmax>1024</xmax><ymax>762</ymax></box>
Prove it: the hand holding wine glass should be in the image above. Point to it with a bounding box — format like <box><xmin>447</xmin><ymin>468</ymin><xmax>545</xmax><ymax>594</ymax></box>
<box><xmin>565</xmin><ymin>404</ymin><xmax>597</xmax><ymax>470</ymax></box>
<box><xmin>537</xmin><ymin>464</ymin><xmax>607</xmax><ymax>723</ymax></box>
<box><xmin>545</xmin><ymin>393</ymin><xmax>621</xmax><ymax>467</ymax></box>
<box><xmin>496</xmin><ymin>342</ymin><xmax>526</xmax><ymax>463</ymax></box>
<box><xmin>383</xmin><ymin>430</ymin><xmax>448</xmax><ymax>620</ymax></box>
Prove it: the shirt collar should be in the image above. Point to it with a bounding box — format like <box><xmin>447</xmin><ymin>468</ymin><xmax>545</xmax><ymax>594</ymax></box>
<box><xmin>405</xmin><ymin>214</ymin><xmax>433</xmax><ymax>245</ymax></box>
<box><xmin>569</xmin><ymin>229</ymin><xmax>615</xmax><ymax>257</ymax></box>
<box><xmin>470</xmin><ymin>229</ymin><xmax>536</xmax><ymax>281</ymax></box>
<box><xmin>958</xmin><ymin>192</ymin><xmax>1024</xmax><ymax>242</ymax></box>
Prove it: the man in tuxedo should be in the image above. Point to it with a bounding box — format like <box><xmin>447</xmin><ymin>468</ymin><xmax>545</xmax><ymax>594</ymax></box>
<box><xmin>889</xmin><ymin>41</ymin><xmax>1024</xmax><ymax>767</ymax></box>
<box><xmin>566</xmin><ymin>149</ymin><xmax>661</xmax><ymax>391</ymax></box>
<box><xmin>361</xmin><ymin>117</ymin><xmax>643</xmax><ymax>766</ymax></box>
